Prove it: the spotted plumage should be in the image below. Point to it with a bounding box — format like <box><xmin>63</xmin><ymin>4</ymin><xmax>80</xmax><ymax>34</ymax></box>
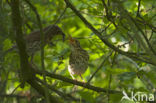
<box><xmin>68</xmin><ymin>36</ymin><xmax>89</xmax><ymax>79</ymax></box>
<box><xmin>4</xmin><ymin>24</ymin><xmax>65</xmax><ymax>57</ymax></box>
<box><xmin>25</xmin><ymin>24</ymin><xmax>65</xmax><ymax>56</ymax></box>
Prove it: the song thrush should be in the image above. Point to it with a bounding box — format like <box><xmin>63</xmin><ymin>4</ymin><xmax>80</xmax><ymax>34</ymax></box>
<box><xmin>68</xmin><ymin>36</ymin><xmax>89</xmax><ymax>80</ymax></box>
<box><xmin>4</xmin><ymin>24</ymin><xmax>65</xmax><ymax>58</ymax></box>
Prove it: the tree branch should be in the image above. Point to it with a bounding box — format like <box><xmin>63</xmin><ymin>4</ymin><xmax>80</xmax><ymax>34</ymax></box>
<box><xmin>36</xmin><ymin>78</ymin><xmax>85</xmax><ymax>102</ymax></box>
<box><xmin>87</xmin><ymin>51</ymin><xmax>113</xmax><ymax>83</ymax></box>
<box><xmin>35</xmin><ymin>69</ymin><xmax>121</xmax><ymax>94</ymax></box>
<box><xmin>111</xmin><ymin>0</ymin><xmax>156</xmax><ymax>61</ymax></box>
<box><xmin>0</xmin><ymin>94</ymin><xmax>26</xmax><ymax>98</ymax></box>
<box><xmin>10</xmin><ymin>0</ymin><xmax>61</xmax><ymax>102</ymax></box>
<box><xmin>27</xmin><ymin>79</ymin><xmax>60</xmax><ymax>103</ymax></box>
<box><xmin>54</xmin><ymin>6</ymin><xmax>67</xmax><ymax>24</ymax></box>
<box><xmin>24</xmin><ymin>0</ymin><xmax>45</xmax><ymax>74</ymax></box>
<box><xmin>129</xmin><ymin>16</ymin><xmax>156</xmax><ymax>56</ymax></box>
<box><xmin>136</xmin><ymin>0</ymin><xmax>141</xmax><ymax>17</ymax></box>
<box><xmin>11</xmin><ymin>0</ymin><xmax>33</xmax><ymax>87</ymax></box>
<box><xmin>63</xmin><ymin>0</ymin><xmax>156</xmax><ymax>65</ymax></box>
<box><xmin>24</xmin><ymin>0</ymin><xmax>50</xmax><ymax>102</ymax></box>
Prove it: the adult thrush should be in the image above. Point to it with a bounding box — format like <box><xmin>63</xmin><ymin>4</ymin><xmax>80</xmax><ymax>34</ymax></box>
<box><xmin>4</xmin><ymin>24</ymin><xmax>65</xmax><ymax>58</ymax></box>
<box><xmin>68</xmin><ymin>36</ymin><xmax>89</xmax><ymax>80</ymax></box>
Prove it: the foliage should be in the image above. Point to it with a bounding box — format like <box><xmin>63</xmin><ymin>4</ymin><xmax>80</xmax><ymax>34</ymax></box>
<box><xmin>0</xmin><ymin>0</ymin><xmax>156</xmax><ymax>103</ymax></box>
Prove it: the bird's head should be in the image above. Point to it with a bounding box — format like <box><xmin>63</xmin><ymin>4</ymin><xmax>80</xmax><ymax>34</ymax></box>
<box><xmin>68</xmin><ymin>35</ymin><xmax>81</xmax><ymax>51</ymax></box>
<box><xmin>45</xmin><ymin>24</ymin><xmax>65</xmax><ymax>43</ymax></box>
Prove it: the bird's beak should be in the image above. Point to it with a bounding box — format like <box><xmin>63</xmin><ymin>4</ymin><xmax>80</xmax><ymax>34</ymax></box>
<box><xmin>68</xmin><ymin>35</ymin><xmax>75</xmax><ymax>44</ymax></box>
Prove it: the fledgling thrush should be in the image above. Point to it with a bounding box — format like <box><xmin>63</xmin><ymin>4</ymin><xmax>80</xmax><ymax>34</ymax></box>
<box><xmin>68</xmin><ymin>36</ymin><xmax>89</xmax><ymax>80</ymax></box>
<box><xmin>4</xmin><ymin>24</ymin><xmax>65</xmax><ymax>59</ymax></box>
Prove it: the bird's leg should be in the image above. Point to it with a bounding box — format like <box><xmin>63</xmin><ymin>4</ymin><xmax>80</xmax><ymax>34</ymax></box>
<box><xmin>69</xmin><ymin>72</ymin><xmax>73</xmax><ymax>79</ymax></box>
<box><xmin>80</xmin><ymin>74</ymin><xmax>88</xmax><ymax>87</ymax></box>
<box><xmin>70</xmin><ymin>74</ymin><xmax>78</xmax><ymax>93</ymax></box>
<box><xmin>70</xmin><ymin>74</ymin><xmax>78</xmax><ymax>88</ymax></box>
<box><xmin>80</xmin><ymin>74</ymin><xmax>85</xmax><ymax>82</ymax></box>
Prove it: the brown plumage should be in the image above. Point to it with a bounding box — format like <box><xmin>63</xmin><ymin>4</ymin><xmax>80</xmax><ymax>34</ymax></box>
<box><xmin>68</xmin><ymin>36</ymin><xmax>89</xmax><ymax>79</ymax></box>
<box><xmin>5</xmin><ymin>24</ymin><xmax>65</xmax><ymax>57</ymax></box>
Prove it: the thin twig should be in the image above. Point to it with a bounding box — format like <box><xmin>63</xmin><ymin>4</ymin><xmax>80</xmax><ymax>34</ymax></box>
<box><xmin>87</xmin><ymin>51</ymin><xmax>113</xmax><ymax>83</ymax></box>
<box><xmin>80</xmin><ymin>11</ymin><xmax>104</xmax><ymax>18</ymax></box>
<box><xmin>10</xmin><ymin>84</ymin><xmax>21</xmax><ymax>95</ymax></box>
<box><xmin>118</xmin><ymin>39</ymin><xmax>133</xmax><ymax>48</ymax></box>
<box><xmin>123</xmin><ymin>56</ymin><xmax>154</xmax><ymax>92</ymax></box>
<box><xmin>104</xmin><ymin>28</ymin><xmax>117</xmax><ymax>39</ymax></box>
<box><xmin>115</xmin><ymin>0</ymin><xmax>156</xmax><ymax>56</ymax></box>
<box><xmin>36</xmin><ymin>77</ymin><xmax>85</xmax><ymax>102</ymax></box>
<box><xmin>101</xmin><ymin>0</ymin><xmax>109</xmax><ymax>18</ymax></box>
<box><xmin>107</xmin><ymin>74</ymin><xmax>112</xmax><ymax>103</ymax></box>
<box><xmin>54</xmin><ymin>6</ymin><xmax>67</xmax><ymax>24</ymax></box>
<box><xmin>136</xmin><ymin>0</ymin><xmax>141</xmax><ymax>17</ymax></box>
<box><xmin>52</xmin><ymin>60</ymin><xmax>63</xmax><ymax>73</ymax></box>
<box><xmin>101</xmin><ymin>0</ymin><xmax>117</xmax><ymax>27</ymax></box>
<box><xmin>129</xmin><ymin>16</ymin><xmax>156</xmax><ymax>56</ymax></box>
<box><xmin>107</xmin><ymin>0</ymin><xmax>110</xmax><ymax>6</ymax></box>
<box><xmin>100</xmin><ymin>23</ymin><xmax>112</xmax><ymax>34</ymax></box>
<box><xmin>0</xmin><ymin>71</ymin><xmax>9</xmax><ymax>93</ymax></box>
<box><xmin>149</xmin><ymin>30</ymin><xmax>154</xmax><ymax>41</ymax></box>
<box><xmin>136</xmin><ymin>17</ymin><xmax>156</xmax><ymax>33</ymax></box>
<box><xmin>25</xmin><ymin>22</ymin><xmax>33</xmax><ymax>31</ymax></box>
<box><xmin>64</xmin><ymin>0</ymin><xmax>156</xmax><ymax>65</ymax></box>
<box><xmin>107</xmin><ymin>52</ymin><xmax>117</xmax><ymax>103</ymax></box>
<box><xmin>24</xmin><ymin>0</ymin><xmax>49</xmax><ymax>102</ymax></box>
<box><xmin>24</xmin><ymin>0</ymin><xmax>45</xmax><ymax>69</ymax></box>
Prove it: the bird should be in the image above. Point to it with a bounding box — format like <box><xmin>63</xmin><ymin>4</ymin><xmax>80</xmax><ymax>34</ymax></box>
<box><xmin>4</xmin><ymin>24</ymin><xmax>65</xmax><ymax>61</ymax></box>
<box><xmin>68</xmin><ymin>35</ymin><xmax>89</xmax><ymax>80</ymax></box>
